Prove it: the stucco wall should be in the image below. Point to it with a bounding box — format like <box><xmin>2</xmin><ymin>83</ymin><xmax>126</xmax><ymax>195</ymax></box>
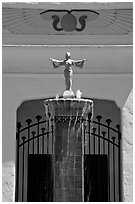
<box><xmin>122</xmin><ymin>89</ymin><xmax>133</xmax><ymax>201</ymax></box>
<box><xmin>2</xmin><ymin>90</ymin><xmax>133</xmax><ymax>202</ymax></box>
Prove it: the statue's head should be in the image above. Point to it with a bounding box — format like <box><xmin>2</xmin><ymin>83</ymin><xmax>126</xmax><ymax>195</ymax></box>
<box><xmin>65</xmin><ymin>52</ymin><xmax>71</xmax><ymax>60</ymax></box>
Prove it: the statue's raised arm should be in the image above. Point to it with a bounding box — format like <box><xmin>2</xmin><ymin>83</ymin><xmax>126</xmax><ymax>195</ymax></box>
<box><xmin>49</xmin><ymin>58</ymin><xmax>64</xmax><ymax>68</ymax></box>
<box><xmin>72</xmin><ymin>59</ymin><xmax>87</xmax><ymax>68</ymax></box>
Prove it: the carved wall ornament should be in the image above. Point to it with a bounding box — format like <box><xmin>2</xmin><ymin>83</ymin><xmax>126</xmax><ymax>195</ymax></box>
<box><xmin>2</xmin><ymin>7</ymin><xmax>133</xmax><ymax>36</ymax></box>
<box><xmin>40</xmin><ymin>9</ymin><xmax>99</xmax><ymax>32</ymax></box>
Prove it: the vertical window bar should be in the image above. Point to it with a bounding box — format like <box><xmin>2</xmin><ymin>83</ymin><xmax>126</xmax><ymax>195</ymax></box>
<box><xmin>35</xmin><ymin>115</ymin><xmax>42</xmax><ymax>154</ymax></box>
<box><xmin>92</xmin><ymin>128</ymin><xmax>96</xmax><ymax>155</ymax></box>
<box><xmin>25</xmin><ymin>119</ymin><xmax>32</xmax><ymax>202</ymax></box>
<box><xmin>37</xmin><ymin>123</ymin><xmax>39</xmax><ymax>154</ymax></box>
<box><xmin>106</xmin><ymin>119</ymin><xmax>112</xmax><ymax>202</ymax></box>
<box><xmin>83</xmin><ymin>123</ymin><xmax>86</xmax><ymax>154</ymax></box>
<box><xmin>112</xmin><ymin>137</ymin><xmax>116</xmax><ymax>202</ymax></box>
<box><xmin>26</xmin><ymin>119</ymin><xmax>32</xmax><ymax>155</ymax></box>
<box><xmin>96</xmin><ymin>116</ymin><xmax>102</xmax><ymax>202</ymax></box>
<box><xmin>116</xmin><ymin>125</ymin><xmax>122</xmax><ymax>201</ymax></box>
<box><xmin>21</xmin><ymin>136</ymin><xmax>26</xmax><ymax>202</ymax></box>
<box><xmin>47</xmin><ymin>111</ymin><xmax>51</xmax><ymax>154</ymax></box>
<box><xmin>15</xmin><ymin>122</ymin><xmax>22</xmax><ymax>201</ymax></box>
<box><xmin>51</xmin><ymin>125</ymin><xmax>53</xmax><ymax>154</ymax></box>
<box><xmin>31</xmin><ymin>131</ymin><xmax>36</xmax><ymax>154</ymax></box>
<box><xmin>102</xmin><ymin>131</ymin><xmax>106</xmax><ymax>155</ymax></box>
<box><xmin>41</xmin><ymin>128</ymin><xmax>45</xmax><ymax>154</ymax></box>
<box><xmin>88</xmin><ymin>113</ymin><xmax>92</xmax><ymax>154</ymax></box>
<box><xmin>47</xmin><ymin>120</ymin><xmax>49</xmax><ymax>154</ymax></box>
<box><xmin>88</xmin><ymin>157</ymin><xmax>91</xmax><ymax>201</ymax></box>
<box><xmin>96</xmin><ymin>115</ymin><xmax>102</xmax><ymax>154</ymax></box>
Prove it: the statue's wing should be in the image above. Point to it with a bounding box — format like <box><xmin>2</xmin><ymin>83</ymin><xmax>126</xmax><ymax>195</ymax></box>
<box><xmin>51</xmin><ymin>59</ymin><xmax>64</xmax><ymax>68</ymax></box>
<box><xmin>72</xmin><ymin>60</ymin><xmax>85</xmax><ymax>68</ymax></box>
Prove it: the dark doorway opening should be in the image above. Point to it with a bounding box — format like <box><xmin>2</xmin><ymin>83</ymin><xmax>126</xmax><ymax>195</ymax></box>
<box><xmin>27</xmin><ymin>154</ymin><xmax>53</xmax><ymax>202</ymax></box>
<box><xmin>84</xmin><ymin>155</ymin><xmax>108</xmax><ymax>202</ymax></box>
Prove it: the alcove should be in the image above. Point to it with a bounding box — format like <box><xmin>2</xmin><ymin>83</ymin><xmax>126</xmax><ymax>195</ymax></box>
<box><xmin>16</xmin><ymin>97</ymin><xmax>121</xmax><ymax>202</ymax></box>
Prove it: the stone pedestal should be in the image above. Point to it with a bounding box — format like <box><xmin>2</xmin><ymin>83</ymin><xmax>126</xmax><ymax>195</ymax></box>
<box><xmin>44</xmin><ymin>98</ymin><xmax>93</xmax><ymax>202</ymax></box>
<box><xmin>63</xmin><ymin>90</ymin><xmax>75</xmax><ymax>99</ymax></box>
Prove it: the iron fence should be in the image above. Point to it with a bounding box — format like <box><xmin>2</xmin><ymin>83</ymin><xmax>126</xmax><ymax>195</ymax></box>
<box><xmin>15</xmin><ymin>113</ymin><xmax>122</xmax><ymax>202</ymax></box>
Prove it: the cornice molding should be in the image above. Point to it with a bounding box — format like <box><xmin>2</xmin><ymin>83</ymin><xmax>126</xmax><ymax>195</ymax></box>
<box><xmin>2</xmin><ymin>2</ymin><xmax>133</xmax><ymax>10</ymax></box>
<box><xmin>2</xmin><ymin>33</ymin><xmax>133</xmax><ymax>45</ymax></box>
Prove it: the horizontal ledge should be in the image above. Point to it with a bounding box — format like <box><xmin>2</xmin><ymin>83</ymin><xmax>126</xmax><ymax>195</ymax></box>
<box><xmin>2</xmin><ymin>44</ymin><xmax>133</xmax><ymax>48</ymax></box>
<box><xmin>2</xmin><ymin>34</ymin><xmax>133</xmax><ymax>45</ymax></box>
<box><xmin>2</xmin><ymin>73</ymin><xmax>133</xmax><ymax>78</ymax></box>
<box><xmin>2</xmin><ymin>2</ymin><xmax>133</xmax><ymax>10</ymax></box>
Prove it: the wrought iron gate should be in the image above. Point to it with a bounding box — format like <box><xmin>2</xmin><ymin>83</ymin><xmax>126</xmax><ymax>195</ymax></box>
<box><xmin>15</xmin><ymin>113</ymin><xmax>122</xmax><ymax>202</ymax></box>
<box><xmin>84</xmin><ymin>113</ymin><xmax>122</xmax><ymax>202</ymax></box>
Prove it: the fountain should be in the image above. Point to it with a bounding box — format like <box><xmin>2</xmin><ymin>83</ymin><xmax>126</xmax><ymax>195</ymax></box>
<box><xmin>44</xmin><ymin>52</ymin><xmax>93</xmax><ymax>201</ymax></box>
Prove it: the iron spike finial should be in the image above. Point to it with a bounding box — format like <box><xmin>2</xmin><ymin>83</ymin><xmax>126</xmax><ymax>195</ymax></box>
<box><xmin>41</xmin><ymin>128</ymin><xmax>45</xmax><ymax>133</ymax></box>
<box><xmin>116</xmin><ymin>124</ymin><xmax>120</xmax><ymax>131</ymax></box>
<box><xmin>21</xmin><ymin>136</ymin><xmax>26</xmax><ymax>141</ymax></box>
<box><xmin>17</xmin><ymin>122</ymin><xmax>22</xmax><ymax>130</ymax></box>
<box><xmin>26</xmin><ymin>119</ymin><xmax>32</xmax><ymax>126</ymax></box>
<box><xmin>106</xmin><ymin>119</ymin><xmax>112</xmax><ymax>126</ymax></box>
<box><xmin>96</xmin><ymin>115</ymin><xmax>102</xmax><ymax>122</ymax></box>
<box><xmin>31</xmin><ymin>131</ymin><xmax>36</xmax><ymax>136</ymax></box>
<box><xmin>35</xmin><ymin>115</ymin><xmax>42</xmax><ymax>122</ymax></box>
<box><xmin>88</xmin><ymin>112</ymin><xmax>92</xmax><ymax>120</ymax></box>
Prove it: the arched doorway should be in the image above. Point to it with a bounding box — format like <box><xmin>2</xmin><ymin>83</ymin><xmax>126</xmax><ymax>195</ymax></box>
<box><xmin>15</xmin><ymin>97</ymin><xmax>122</xmax><ymax>202</ymax></box>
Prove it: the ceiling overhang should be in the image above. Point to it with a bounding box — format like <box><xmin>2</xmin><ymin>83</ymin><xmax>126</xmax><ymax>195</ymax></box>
<box><xmin>2</xmin><ymin>2</ymin><xmax>133</xmax><ymax>10</ymax></box>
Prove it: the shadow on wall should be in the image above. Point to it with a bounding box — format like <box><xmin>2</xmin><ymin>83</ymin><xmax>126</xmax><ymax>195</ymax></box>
<box><xmin>16</xmin><ymin>97</ymin><xmax>121</xmax><ymax>202</ymax></box>
<box><xmin>17</xmin><ymin>97</ymin><xmax>121</xmax><ymax>128</ymax></box>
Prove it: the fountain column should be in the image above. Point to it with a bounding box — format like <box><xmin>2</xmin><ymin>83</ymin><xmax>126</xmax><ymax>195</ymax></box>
<box><xmin>44</xmin><ymin>98</ymin><xmax>93</xmax><ymax>202</ymax></box>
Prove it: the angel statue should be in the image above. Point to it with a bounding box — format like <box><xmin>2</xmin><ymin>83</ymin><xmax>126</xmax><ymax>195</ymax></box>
<box><xmin>49</xmin><ymin>52</ymin><xmax>86</xmax><ymax>98</ymax></box>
